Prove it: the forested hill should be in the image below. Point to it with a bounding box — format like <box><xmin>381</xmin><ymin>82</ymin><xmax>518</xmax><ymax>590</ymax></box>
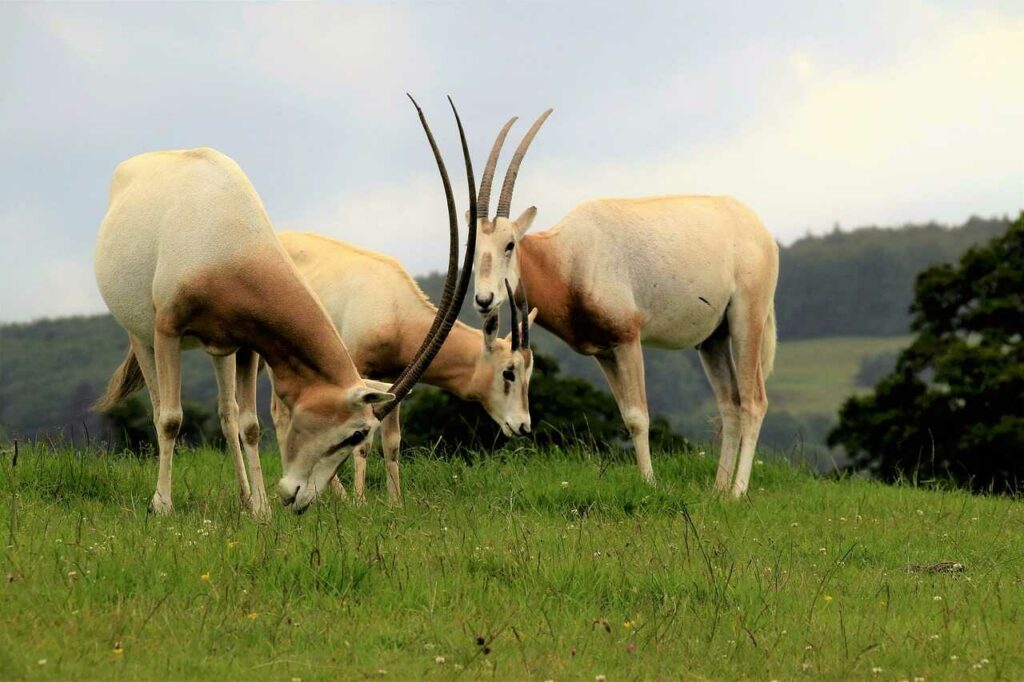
<box><xmin>776</xmin><ymin>216</ymin><xmax>1008</xmax><ymax>338</ymax></box>
<box><xmin>0</xmin><ymin>215</ymin><xmax>1010</xmax><ymax>442</ymax></box>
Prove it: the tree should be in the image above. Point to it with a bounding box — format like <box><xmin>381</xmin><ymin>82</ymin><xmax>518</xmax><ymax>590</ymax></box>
<box><xmin>102</xmin><ymin>395</ymin><xmax>222</xmax><ymax>453</ymax></box>
<box><xmin>399</xmin><ymin>353</ymin><xmax>688</xmax><ymax>456</ymax></box>
<box><xmin>828</xmin><ymin>214</ymin><xmax>1024</xmax><ymax>492</ymax></box>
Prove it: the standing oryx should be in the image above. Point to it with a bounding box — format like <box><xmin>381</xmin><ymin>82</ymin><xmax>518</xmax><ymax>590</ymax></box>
<box><xmin>270</xmin><ymin>230</ymin><xmax>536</xmax><ymax>502</ymax></box>
<box><xmin>471</xmin><ymin>112</ymin><xmax>779</xmax><ymax>497</ymax></box>
<box><xmin>93</xmin><ymin>96</ymin><xmax>477</xmax><ymax>515</ymax></box>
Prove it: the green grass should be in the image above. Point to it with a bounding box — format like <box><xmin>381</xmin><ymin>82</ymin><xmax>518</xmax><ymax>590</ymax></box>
<box><xmin>768</xmin><ymin>336</ymin><xmax>911</xmax><ymax>416</ymax></box>
<box><xmin>2</xmin><ymin>442</ymin><xmax>1022</xmax><ymax>681</ymax></box>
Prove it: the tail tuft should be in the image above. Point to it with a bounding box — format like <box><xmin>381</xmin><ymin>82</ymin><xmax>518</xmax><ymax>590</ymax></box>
<box><xmin>761</xmin><ymin>305</ymin><xmax>777</xmax><ymax>378</ymax></box>
<box><xmin>92</xmin><ymin>345</ymin><xmax>146</xmax><ymax>412</ymax></box>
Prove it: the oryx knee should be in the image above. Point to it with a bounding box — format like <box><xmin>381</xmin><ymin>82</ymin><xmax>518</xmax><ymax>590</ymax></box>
<box><xmin>158</xmin><ymin>409</ymin><xmax>183</xmax><ymax>441</ymax></box>
<box><xmin>241</xmin><ymin>419</ymin><xmax>260</xmax><ymax>449</ymax></box>
<box><xmin>382</xmin><ymin>432</ymin><xmax>401</xmax><ymax>461</ymax></box>
<box><xmin>622</xmin><ymin>408</ymin><xmax>649</xmax><ymax>437</ymax></box>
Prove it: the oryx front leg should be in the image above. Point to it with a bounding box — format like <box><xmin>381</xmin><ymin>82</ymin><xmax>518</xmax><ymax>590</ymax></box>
<box><xmin>353</xmin><ymin>438</ymin><xmax>371</xmax><ymax>503</ymax></box>
<box><xmin>596</xmin><ymin>338</ymin><xmax>654</xmax><ymax>484</ymax></box>
<box><xmin>150</xmin><ymin>332</ymin><xmax>183</xmax><ymax>515</ymax></box>
<box><xmin>698</xmin><ymin>321</ymin><xmax>742</xmax><ymax>494</ymax></box>
<box><xmin>726</xmin><ymin>303</ymin><xmax>769</xmax><ymax>498</ymax></box>
<box><xmin>236</xmin><ymin>349</ymin><xmax>270</xmax><ymax>518</ymax></box>
<box><xmin>381</xmin><ymin>404</ymin><xmax>402</xmax><ymax>503</ymax></box>
<box><xmin>210</xmin><ymin>354</ymin><xmax>252</xmax><ymax>508</ymax></box>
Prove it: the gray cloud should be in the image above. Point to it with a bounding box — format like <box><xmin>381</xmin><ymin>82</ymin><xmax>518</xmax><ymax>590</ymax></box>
<box><xmin>1</xmin><ymin>1</ymin><xmax>1022</xmax><ymax>322</ymax></box>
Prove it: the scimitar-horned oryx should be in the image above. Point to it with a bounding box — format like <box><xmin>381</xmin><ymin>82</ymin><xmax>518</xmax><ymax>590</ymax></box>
<box><xmin>93</xmin><ymin>96</ymin><xmax>475</xmax><ymax>515</ymax></box>
<box><xmin>471</xmin><ymin>111</ymin><xmax>779</xmax><ymax>497</ymax></box>
<box><xmin>271</xmin><ymin>230</ymin><xmax>537</xmax><ymax>502</ymax></box>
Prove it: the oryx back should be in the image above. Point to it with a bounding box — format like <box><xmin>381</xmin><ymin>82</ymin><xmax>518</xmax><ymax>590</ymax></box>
<box><xmin>95</xmin><ymin>148</ymin><xmax>283</xmax><ymax>344</ymax></box>
<box><xmin>552</xmin><ymin>195</ymin><xmax>777</xmax><ymax>350</ymax></box>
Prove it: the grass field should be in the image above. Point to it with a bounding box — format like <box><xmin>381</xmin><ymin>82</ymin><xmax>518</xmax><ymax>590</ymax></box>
<box><xmin>2</xmin><ymin>442</ymin><xmax>1021</xmax><ymax>681</ymax></box>
<box><xmin>767</xmin><ymin>336</ymin><xmax>912</xmax><ymax>416</ymax></box>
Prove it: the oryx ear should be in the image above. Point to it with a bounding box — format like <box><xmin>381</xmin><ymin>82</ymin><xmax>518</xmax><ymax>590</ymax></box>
<box><xmin>514</xmin><ymin>206</ymin><xmax>537</xmax><ymax>239</ymax></box>
<box><xmin>464</xmin><ymin>209</ymin><xmax>473</xmax><ymax>225</ymax></box>
<box><xmin>482</xmin><ymin>312</ymin><xmax>500</xmax><ymax>353</ymax></box>
<box><xmin>527</xmin><ymin>307</ymin><xmax>538</xmax><ymax>328</ymax></box>
<box><xmin>347</xmin><ymin>385</ymin><xmax>395</xmax><ymax>409</ymax></box>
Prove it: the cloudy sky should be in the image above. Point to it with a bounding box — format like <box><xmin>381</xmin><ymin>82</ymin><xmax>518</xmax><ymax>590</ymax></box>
<box><xmin>1</xmin><ymin>1</ymin><xmax>1022</xmax><ymax>322</ymax></box>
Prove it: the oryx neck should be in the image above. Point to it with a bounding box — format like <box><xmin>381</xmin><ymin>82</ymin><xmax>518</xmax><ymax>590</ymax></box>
<box><xmin>399</xmin><ymin>311</ymin><xmax>481</xmax><ymax>399</ymax></box>
<box><xmin>517</xmin><ymin>231</ymin><xmax>571</xmax><ymax>335</ymax></box>
<box><xmin>212</xmin><ymin>251</ymin><xmax>362</xmax><ymax>406</ymax></box>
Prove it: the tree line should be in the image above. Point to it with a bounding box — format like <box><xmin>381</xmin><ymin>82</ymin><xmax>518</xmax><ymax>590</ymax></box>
<box><xmin>0</xmin><ymin>215</ymin><xmax>1011</xmax><ymax>465</ymax></box>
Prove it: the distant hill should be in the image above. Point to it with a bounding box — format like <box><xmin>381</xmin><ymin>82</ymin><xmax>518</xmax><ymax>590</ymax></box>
<box><xmin>776</xmin><ymin>216</ymin><xmax>1009</xmax><ymax>338</ymax></box>
<box><xmin>0</xmin><ymin>215</ymin><xmax>1011</xmax><ymax>463</ymax></box>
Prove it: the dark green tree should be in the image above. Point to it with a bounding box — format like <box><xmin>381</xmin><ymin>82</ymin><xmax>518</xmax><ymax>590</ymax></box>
<box><xmin>828</xmin><ymin>214</ymin><xmax>1024</xmax><ymax>491</ymax></box>
<box><xmin>102</xmin><ymin>395</ymin><xmax>222</xmax><ymax>453</ymax></box>
<box><xmin>399</xmin><ymin>353</ymin><xmax>688</xmax><ymax>455</ymax></box>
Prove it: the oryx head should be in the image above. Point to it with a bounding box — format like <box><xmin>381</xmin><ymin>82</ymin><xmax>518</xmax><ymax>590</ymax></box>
<box><xmin>475</xmin><ymin>287</ymin><xmax>538</xmax><ymax>437</ymax></box>
<box><xmin>274</xmin><ymin>382</ymin><xmax>391</xmax><ymax>512</ymax></box>
<box><xmin>276</xmin><ymin>95</ymin><xmax>479</xmax><ymax>513</ymax></box>
<box><xmin>471</xmin><ymin>110</ymin><xmax>552</xmax><ymax>318</ymax></box>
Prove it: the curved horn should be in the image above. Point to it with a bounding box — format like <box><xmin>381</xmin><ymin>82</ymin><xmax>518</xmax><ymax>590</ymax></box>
<box><xmin>517</xmin><ymin>281</ymin><xmax>530</xmax><ymax>349</ymax></box>
<box><xmin>375</xmin><ymin>95</ymin><xmax>477</xmax><ymax>418</ymax></box>
<box><xmin>495</xmin><ymin>108</ymin><xmax>552</xmax><ymax>219</ymax></box>
<box><xmin>477</xmin><ymin>116</ymin><xmax>517</xmax><ymax>222</ymax></box>
<box><xmin>379</xmin><ymin>94</ymin><xmax>459</xmax><ymax>403</ymax></box>
<box><xmin>505</xmin><ymin>279</ymin><xmax>520</xmax><ymax>351</ymax></box>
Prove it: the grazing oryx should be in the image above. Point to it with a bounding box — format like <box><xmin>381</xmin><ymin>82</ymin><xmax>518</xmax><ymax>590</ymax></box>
<box><xmin>471</xmin><ymin>112</ymin><xmax>779</xmax><ymax>497</ymax></box>
<box><xmin>93</xmin><ymin>97</ymin><xmax>477</xmax><ymax>515</ymax></box>
<box><xmin>270</xmin><ymin>230</ymin><xmax>537</xmax><ymax>502</ymax></box>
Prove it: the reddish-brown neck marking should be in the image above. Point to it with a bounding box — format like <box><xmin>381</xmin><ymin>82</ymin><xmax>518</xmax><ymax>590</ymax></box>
<box><xmin>160</xmin><ymin>246</ymin><xmax>362</xmax><ymax>406</ymax></box>
<box><xmin>518</xmin><ymin>232</ymin><xmax>642</xmax><ymax>354</ymax></box>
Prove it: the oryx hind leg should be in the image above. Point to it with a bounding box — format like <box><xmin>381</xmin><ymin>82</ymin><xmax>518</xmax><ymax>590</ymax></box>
<box><xmin>595</xmin><ymin>338</ymin><xmax>655</xmax><ymax>484</ymax></box>
<box><xmin>725</xmin><ymin>299</ymin><xmax>769</xmax><ymax>497</ymax></box>
<box><xmin>210</xmin><ymin>353</ymin><xmax>253</xmax><ymax>507</ymax></box>
<box><xmin>697</xmin><ymin>319</ymin><xmax>742</xmax><ymax>493</ymax></box>
<box><xmin>236</xmin><ymin>349</ymin><xmax>270</xmax><ymax>518</ymax></box>
<box><xmin>147</xmin><ymin>331</ymin><xmax>183</xmax><ymax>514</ymax></box>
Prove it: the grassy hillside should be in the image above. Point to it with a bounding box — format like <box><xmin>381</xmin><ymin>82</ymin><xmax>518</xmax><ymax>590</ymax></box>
<box><xmin>767</xmin><ymin>336</ymin><xmax>910</xmax><ymax>417</ymax></box>
<box><xmin>2</xmin><ymin>442</ymin><xmax>1021</xmax><ymax>680</ymax></box>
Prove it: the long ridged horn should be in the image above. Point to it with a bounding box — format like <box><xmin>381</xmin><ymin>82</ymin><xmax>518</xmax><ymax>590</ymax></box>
<box><xmin>375</xmin><ymin>95</ymin><xmax>477</xmax><ymax>419</ymax></box>
<box><xmin>379</xmin><ymin>94</ymin><xmax>459</xmax><ymax>402</ymax></box>
<box><xmin>517</xmin><ymin>281</ymin><xmax>530</xmax><ymax>349</ymax></box>
<box><xmin>505</xmin><ymin>280</ymin><xmax>520</xmax><ymax>351</ymax></box>
<box><xmin>477</xmin><ymin>116</ymin><xmax>517</xmax><ymax>222</ymax></box>
<box><xmin>495</xmin><ymin>108</ymin><xmax>552</xmax><ymax>219</ymax></box>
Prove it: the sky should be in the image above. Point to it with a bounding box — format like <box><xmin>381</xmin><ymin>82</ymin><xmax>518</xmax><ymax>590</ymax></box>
<box><xmin>1</xmin><ymin>1</ymin><xmax>1022</xmax><ymax>322</ymax></box>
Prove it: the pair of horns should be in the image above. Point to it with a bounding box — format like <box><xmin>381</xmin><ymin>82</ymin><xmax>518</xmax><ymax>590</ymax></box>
<box><xmin>504</xmin><ymin>280</ymin><xmax>530</xmax><ymax>351</ymax></box>
<box><xmin>373</xmin><ymin>95</ymin><xmax>477</xmax><ymax>420</ymax></box>
<box><xmin>478</xmin><ymin>109</ymin><xmax>553</xmax><ymax>221</ymax></box>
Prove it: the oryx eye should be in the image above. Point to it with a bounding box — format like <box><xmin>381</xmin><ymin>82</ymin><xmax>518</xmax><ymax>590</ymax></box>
<box><xmin>503</xmin><ymin>368</ymin><xmax>516</xmax><ymax>382</ymax></box>
<box><xmin>338</xmin><ymin>429</ymin><xmax>368</xmax><ymax>448</ymax></box>
<box><xmin>505</xmin><ymin>241</ymin><xmax>514</xmax><ymax>254</ymax></box>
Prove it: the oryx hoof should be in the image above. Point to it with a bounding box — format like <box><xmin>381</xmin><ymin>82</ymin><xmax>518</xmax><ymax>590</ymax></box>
<box><xmin>148</xmin><ymin>492</ymin><xmax>173</xmax><ymax>515</ymax></box>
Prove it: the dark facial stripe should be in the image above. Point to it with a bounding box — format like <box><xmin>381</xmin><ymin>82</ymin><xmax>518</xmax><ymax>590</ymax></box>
<box><xmin>480</xmin><ymin>252</ymin><xmax>492</xmax><ymax>277</ymax></box>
